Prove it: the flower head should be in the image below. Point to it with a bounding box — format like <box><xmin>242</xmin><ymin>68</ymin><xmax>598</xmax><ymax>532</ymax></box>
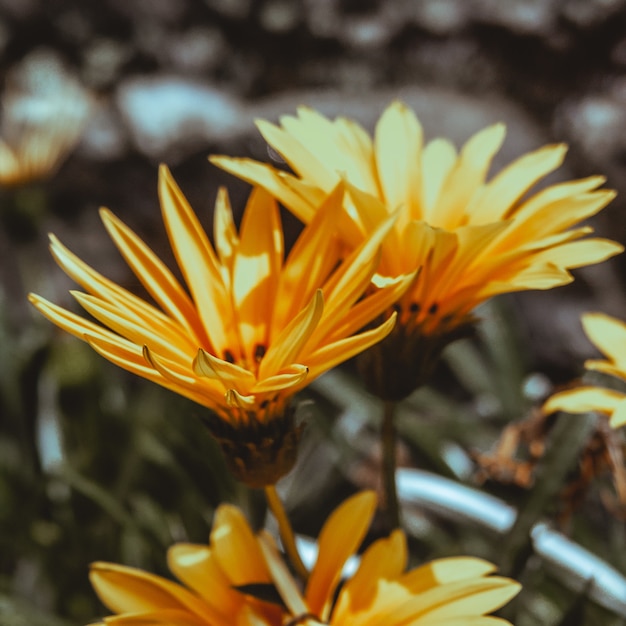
<box><xmin>29</xmin><ymin>167</ymin><xmax>410</xmax><ymax>486</ymax></box>
<box><xmin>89</xmin><ymin>491</ymin><xmax>521</xmax><ymax>626</ymax></box>
<box><xmin>0</xmin><ymin>55</ymin><xmax>90</xmax><ymax>187</ymax></box>
<box><xmin>211</xmin><ymin>101</ymin><xmax>623</xmax><ymax>399</ymax></box>
<box><xmin>543</xmin><ymin>313</ymin><xmax>626</xmax><ymax>429</ymax></box>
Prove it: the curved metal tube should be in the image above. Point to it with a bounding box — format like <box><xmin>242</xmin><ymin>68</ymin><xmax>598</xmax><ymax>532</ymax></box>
<box><xmin>396</xmin><ymin>468</ymin><xmax>626</xmax><ymax>617</ymax></box>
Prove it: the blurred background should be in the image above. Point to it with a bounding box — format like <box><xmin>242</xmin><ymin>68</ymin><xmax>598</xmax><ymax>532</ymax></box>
<box><xmin>2</xmin><ymin>1</ymin><xmax>626</xmax><ymax>624</ymax></box>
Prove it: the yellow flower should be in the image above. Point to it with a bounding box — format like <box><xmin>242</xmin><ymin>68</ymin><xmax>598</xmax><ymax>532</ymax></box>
<box><xmin>543</xmin><ymin>313</ymin><xmax>626</xmax><ymax>428</ymax></box>
<box><xmin>0</xmin><ymin>80</ymin><xmax>90</xmax><ymax>187</ymax></box>
<box><xmin>89</xmin><ymin>491</ymin><xmax>521</xmax><ymax>626</ymax></box>
<box><xmin>88</xmin><ymin>503</ymin><xmax>283</xmax><ymax>626</ymax></box>
<box><xmin>0</xmin><ymin>124</ymin><xmax>84</xmax><ymax>187</ymax></box>
<box><xmin>29</xmin><ymin>167</ymin><xmax>410</xmax><ymax>486</ymax></box>
<box><xmin>211</xmin><ymin>101</ymin><xmax>623</xmax><ymax>399</ymax></box>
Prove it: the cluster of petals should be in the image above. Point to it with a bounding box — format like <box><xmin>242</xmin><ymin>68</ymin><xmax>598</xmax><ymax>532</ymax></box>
<box><xmin>543</xmin><ymin>313</ymin><xmax>626</xmax><ymax>428</ymax></box>
<box><xmin>88</xmin><ymin>491</ymin><xmax>520</xmax><ymax>626</ymax></box>
<box><xmin>29</xmin><ymin>166</ymin><xmax>412</xmax><ymax>424</ymax></box>
<box><xmin>212</xmin><ymin>101</ymin><xmax>622</xmax><ymax>336</ymax></box>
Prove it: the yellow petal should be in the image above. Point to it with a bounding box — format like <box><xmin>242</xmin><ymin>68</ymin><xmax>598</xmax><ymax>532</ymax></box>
<box><xmin>99</xmin><ymin>208</ymin><xmax>208</xmax><ymax>345</ymax></box>
<box><xmin>48</xmin><ymin>235</ymin><xmax>187</xmax><ymax>337</ymax></box>
<box><xmin>158</xmin><ymin>165</ymin><xmax>234</xmax><ymax>357</ymax></box>
<box><xmin>543</xmin><ymin>386</ymin><xmax>625</xmax><ymax>415</ymax></box>
<box><xmin>304</xmin><ymin>313</ymin><xmax>396</xmax><ymax>383</ymax></box>
<box><xmin>325</xmin><ymin>272</ymin><xmax>415</xmax><ymax>342</ymax></box>
<box><xmin>273</xmin><ymin>182</ymin><xmax>344</xmax><ymax>335</ymax></box>
<box><xmin>374</xmin><ymin>101</ymin><xmax>423</xmax><ymax>222</ymax></box>
<box><xmin>536</xmin><ymin>238</ymin><xmax>623</xmax><ymax>270</ymax></box>
<box><xmin>100</xmin><ymin>609</ymin><xmax>211</xmax><ymax>625</ymax></box>
<box><xmin>609</xmin><ymin>399</ymin><xmax>626</xmax><ymax>428</ymax></box>
<box><xmin>337</xmin><ymin>530</ymin><xmax>407</xmax><ymax>616</ymax></box>
<box><xmin>233</xmin><ymin>186</ymin><xmax>282</xmax><ymax>363</ymax></box>
<box><xmin>253</xmin><ymin>364</ymin><xmax>309</xmax><ymax>394</ymax></box>
<box><xmin>420</xmin><ymin>137</ymin><xmax>457</xmax><ymax>222</ymax></box>
<box><xmin>582</xmin><ymin>312</ymin><xmax>626</xmax><ymax>366</ymax></box>
<box><xmin>257</xmin><ymin>532</ymin><xmax>309</xmax><ymax>617</ymax></box>
<box><xmin>471</xmin><ymin>143</ymin><xmax>567</xmax><ymax>224</ymax></box>
<box><xmin>167</xmin><ymin>543</ymin><xmax>243</xmax><ymax>619</ymax></box>
<box><xmin>89</xmin><ymin>562</ymin><xmax>217</xmax><ymax>622</ymax></box>
<box><xmin>193</xmin><ymin>349</ymin><xmax>256</xmax><ymax>395</ymax></box>
<box><xmin>212</xmin><ymin>186</ymin><xmax>239</xmax><ymax>284</ymax></box>
<box><xmin>209</xmin><ymin>155</ymin><xmax>318</xmax><ymax>225</ymax></box>
<box><xmin>400</xmin><ymin>557</ymin><xmax>497</xmax><ymax>593</ymax></box>
<box><xmin>306</xmin><ymin>491</ymin><xmax>377</xmax><ymax>618</ymax></box>
<box><xmin>388</xmin><ymin>577</ymin><xmax>521</xmax><ymax>623</ymax></box>
<box><xmin>256</xmin><ymin>116</ymin><xmax>337</xmax><ymax>192</ymax></box>
<box><xmin>435</xmin><ymin>123</ymin><xmax>506</xmax><ymax>230</ymax></box>
<box><xmin>258</xmin><ymin>290</ymin><xmax>324</xmax><ymax>380</ymax></box>
<box><xmin>210</xmin><ymin>504</ymin><xmax>271</xmax><ymax>586</ymax></box>
<box><xmin>71</xmin><ymin>291</ymin><xmax>195</xmax><ymax>363</ymax></box>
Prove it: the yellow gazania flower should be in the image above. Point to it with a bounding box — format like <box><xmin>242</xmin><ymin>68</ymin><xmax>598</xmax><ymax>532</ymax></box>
<box><xmin>89</xmin><ymin>491</ymin><xmax>521</xmax><ymax>626</ymax></box>
<box><xmin>29</xmin><ymin>167</ymin><xmax>411</xmax><ymax>486</ymax></box>
<box><xmin>88</xmin><ymin>502</ymin><xmax>283</xmax><ymax>626</ymax></box>
<box><xmin>211</xmin><ymin>101</ymin><xmax>623</xmax><ymax>400</ymax></box>
<box><xmin>0</xmin><ymin>124</ymin><xmax>83</xmax><ymax>187</ymax></box>
<box><xmin>0</xmin><ymin>88</ymin><xmax>90</xmax><ymax>187</ymax></box>
<box><xmin>543</xmin><ymin>313</ymin><xmax>626</xmax><ymax>429</ymax></box>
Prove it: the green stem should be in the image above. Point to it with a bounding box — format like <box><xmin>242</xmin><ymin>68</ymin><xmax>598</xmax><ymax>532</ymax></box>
<box><xmin>264</xmin><ymin>485</ymin><xmax>309</xmax><ymax>583</ymax></box>
<box><xmin>382</xmin><ymin>400</ymin><xmax>401</xmax><ymax>529</ymax></box>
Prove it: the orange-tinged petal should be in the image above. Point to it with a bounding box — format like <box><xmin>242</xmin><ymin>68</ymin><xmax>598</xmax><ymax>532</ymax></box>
<box><xmin>167</xmin><ymin>543</ymin><xmax>243</xmax><ymax>619</ymax></box>
<box><xmin>89</xmin><ymin>562</ymin><xmax>218</xmax><ymax>622</ymax></box>
<box><xmin>252</xmin><ymin>364</ymin><xmax>308</xmax><ymax>394</ymax></box>
<box><xmin>48</xmin><ymin>235</ymin><xmax>185</xmax><ymax>336</ymax></box>
<box><xmin>210</xmin><ymin>504</ymin><xmax>271</xmax><ymax>586</ymax></box>
<box><xmin>273</xmin><ymin>182</ymin><xmax>343</xmax><ymax>335</ymax></box>
<box><xmin>213</xmin><ymin>186</ymin><xmax>238</xmax><ymax>284</ymax></box>
<box><xmin>193</xmin><ymin>348</ymin><xmax>256</xmax><ymax>395</ymax></box>
<box><xmin>325</xmin><ymin>273</ymin><xmax>415</xmax><ymax>342</ymax></box>
<box><xmin>71</xmin><ymin>291</ymin><xmax>195</xmax><ymax>363</ymax></box>
<box><xmin>158</xmin><ymin>165</ymin><xmax>235</xmax><ymax>357</ymax></box>
<box><xmin>99</xmin><ymin>208</ymin><xmax>208</xmax><ymax>346</ymax></box>
<box><xmin>29</xmin><ymin>293</ymin><xmax>118</xmax><ymax>343</ymax></box>
<box><xmin>337</xmin><ymin>530</ymin><xmax>407</xmax><ymax>616</ymax></box>
<box><xmin>209</xmin><ymin>155</ymin><xmax>319</xmax><ymax>225</ymax></box>
<box><xmin>259</xmin><ymin>290</ymin><xmax>324</xmax><ymax>381</ymax></box>
<box><xmin>305</xmin><ymin>491</ymin><xmax>376</xmax><ymax>618</ymax></box>
<box><xmin>99</xmin><ymin>609</ymin><xmax>211</xmax><ymax>626</ymax></box>
<box><xmin>233</xmin><ymin>187</ymin><xmax>282</xmax><ymax>363</ymax></box>
<box><xmin>304</xmin><ymin>313</ymin><xmax>397</xmax><ymax>383</ymax></box>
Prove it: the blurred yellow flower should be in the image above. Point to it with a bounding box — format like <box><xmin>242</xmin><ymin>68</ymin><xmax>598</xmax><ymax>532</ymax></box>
<box><xmin>543</xmin><ymin>313</ymin><xmax>626</xmax><ymax>428</ymax></box>
<box><xmin>212</xmin><ymin>101</ymin><xmax>623</xmax><ymax>399</ymax></box>
<box><xmin>0</xmin><ymin>60</ymin><xmax>90</xmax><ymax>187</ymax></box>
<box><xmin>89</xmin><ymin>491</ymin><xmax>520</xmax><ymax>626</ymax></box>
<box><xmin>29</xmin><ymin>167</ymin><xmax>410</xmax><ymax>486</ymax></box>
<box><xmin>0</xmin><ymin>124</ymin><xmax>85</xmax><ymax>187</ymax></box>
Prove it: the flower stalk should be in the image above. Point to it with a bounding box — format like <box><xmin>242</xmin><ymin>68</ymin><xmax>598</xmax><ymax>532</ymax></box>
<box><xmin>264</xmin><ymin>484</ymin><xmax>309</xmax><ymax>583</ymax></box>
<box><xmin>382</xmin><ymin>399</ymin><xmax>401</xmax><ymax>529</ymax></box>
